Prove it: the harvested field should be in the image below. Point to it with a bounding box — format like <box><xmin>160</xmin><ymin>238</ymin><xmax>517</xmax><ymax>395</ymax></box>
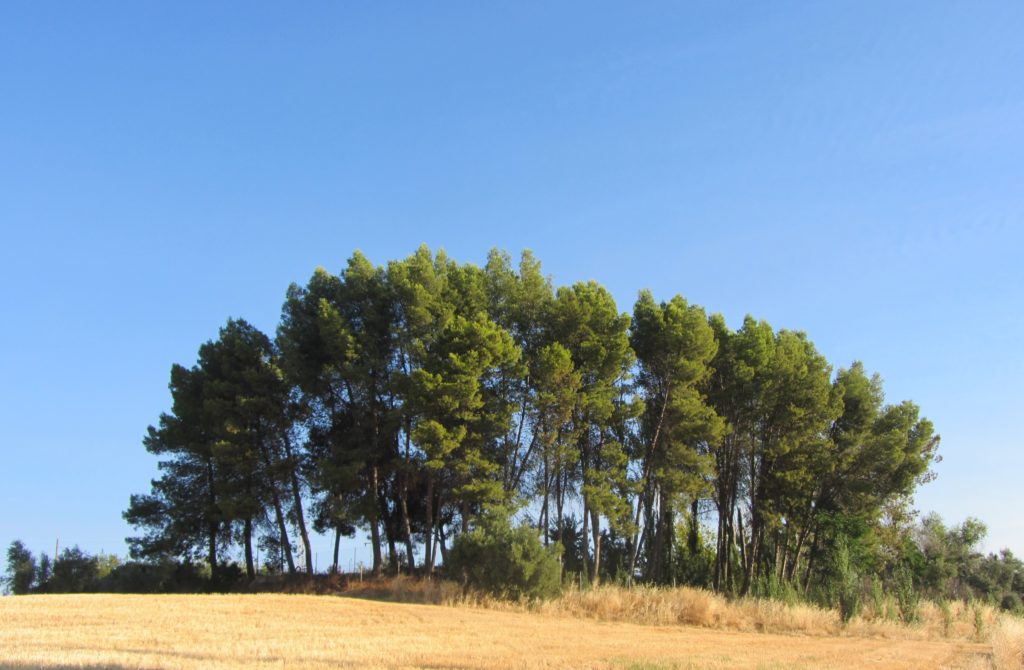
<box><xmin>0</xmin><ymin>594</ymin><xmax>995</xmax><ymax>669</ymax></box>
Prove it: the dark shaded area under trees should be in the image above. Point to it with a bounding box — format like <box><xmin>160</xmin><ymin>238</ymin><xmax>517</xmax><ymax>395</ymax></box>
<box><xmin>5</xmin><ymin>248</ymin><xmax>1021</xmax><ymax>612</ymax></box>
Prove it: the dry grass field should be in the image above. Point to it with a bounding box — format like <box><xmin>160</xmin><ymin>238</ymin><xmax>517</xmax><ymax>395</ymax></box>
<box><xmin>0</xmin><ymin>592</ymin><xmax>1011</xmax><ymax>670</ymax></box>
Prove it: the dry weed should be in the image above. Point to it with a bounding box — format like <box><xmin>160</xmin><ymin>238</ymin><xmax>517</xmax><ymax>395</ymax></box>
<box><xmin>992</xmin><ymin>616</ymin><xmax>1024</xmax><ymax>669</ymax></box>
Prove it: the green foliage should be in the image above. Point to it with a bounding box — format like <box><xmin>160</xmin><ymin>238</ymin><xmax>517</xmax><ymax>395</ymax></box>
<box><xmin>937</xmin><ymin>598</ymin><xmax>953</xmax><ymax>637</ymax></box>
<box><xmin>95</xmin><ymin>560</ymin><xmax>218</xmax><ymax>593</ymax></box>
<box><xmin>48</xmin><ymin>546</ymin><xmax>100</xmax><ymax>593</ymax></box>
<box><xmin>1000</xmin><ymin>593</ymin><xmax>1023</xmax><ymax>615</ymax></box>
<box><xmin>894</xmin><ymin>565</ymin><xmax>920</xmax><ymax>624</ymax></box>
<box><xmin>448</xmin><ymin>512</ymin><xmax>563</xmax><ymax>601</ymax></box>
<box><xmin>752</xmin><ymin>573</ymin><xmax>801</xmax><ymax>607</ymax></box>
<box><xmin>973</xmin><ymin>603</ymin><xmax>985</xmax><ymax>639</ymax></box>
<box><xmin>4</xmin><ymin>540</ymin><xmax>36</xmax><ymax>595</ymax></box>
<box><xmin>104</xmin><ymin>245</ymin><xmax>991</xmax><ymax>610</ymax></box>
<box><xmin>672</xmin><ymin>517</ymin><xmax>716</xmax><ymax>590</ymax></box>
<box><xmin>829</xmin><ymin>537</ymin><xmax>862</xmax><ymax>623</ymax></box>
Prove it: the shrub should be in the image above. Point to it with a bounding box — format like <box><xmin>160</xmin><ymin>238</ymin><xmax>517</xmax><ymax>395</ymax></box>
<box><xmin>827</xmin><ymin>537</ymin><xmax>861</xmax><ymax>623</ymax></box>
<box><xmin>894</xmin><ymin>565</ymin><xmax>920</xmax><ymax>624</ymax></box>
<box><xmin>96</xmin><ymin>560</ymin><xmax>213</xmax><ymax>593</ymax></box>
<box><xmin>1000</xmin><ymin>593</ymin><xmax>1023</xmax><ymax>615</ymax></box>
<box><xmin>938</xmin><ymin>599</ymin><xmax>953</xmax><ymax>637</ymax></box>
<box><xmin>448</xmin><ymin>512</ymin><xmax>562</xmax><ymax>601</ymax></box>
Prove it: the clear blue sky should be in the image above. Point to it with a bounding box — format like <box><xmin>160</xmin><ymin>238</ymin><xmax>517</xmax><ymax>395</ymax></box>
<box><xmin>2</xmin><ymin>2</ymin><xmax>1022</xmax><ymax>566</ymax></box>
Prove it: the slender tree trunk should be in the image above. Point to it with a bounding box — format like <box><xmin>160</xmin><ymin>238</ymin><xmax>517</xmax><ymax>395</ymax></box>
<box><xmin>208</xmin><ymin>522</ymin><xmax>218</xmax><ymax>574</ymax></box>
<box><xmin>434</xmin><ymin>494</ymin><xmax>447</xmax><ymax>567</ymax></box>
<box><xmin>582</xmin><ymin>499</ymin><xmax>590</xmax><ymax>584</ymax></box>
<box><xmin>369</xmin><ymin>464</ymin><xmax>383</xmax><ymax>577</ymax></box>
<box><xmin>713</xmin><ymin>437</ymin><xmax>738</xmax><ymax>592</ymax></box>
<box><xmin>725</xmin><ymin>507</ymin><xmax>736</xmax><ymax>592</ymax></box>
<box><xmin>555</xmin><ymin>464</ymin><xmax>565</xmax><ymax>563</ymax></box>
<box><xmin>688</xmin><ymin>499</ymin><xmax>700</xmax><ymax>555</ymax></box>
<box><xmin>282</xmin><ymin>434</ymin><xmax>313</xmax><ymax>573</ymax></box>
<box><xmin>424</xmin><ymin>475</ymin><xmax>434</xmax><ymax>575</ymax></box>
<box><xmin>736</xmin><ymin>509</ymin><xmax>747</xmax><ymax>587</ymax></box>
<box><xmin>541</xmin><ymin>451</ymin><xmax>550</xmax><ymax>546</ymax></box>
<box><xmin>776</xmin><ymin>528</ymin><xmax>787</xmax><ymax>582</ymax></box>
<box><xmin>803</xmin><ymin>528</ymin><xmax>821</xmax><ymax>595</ymax></box>
<box><xmin>205</xmin><ymin>456</ymin><xmax>218</xmax><ymax>572</ymax></box>
<box><xmin>332</xmin><ymin>527</ymin><xmax>341</xmax><ymax>573</ymax></box>
<box><xmin>258</xmin><ymin>440</ymin><xmax>296</xmax><ymax>574</ymax></box>
<box><xmin>399</xmin><ymin>426</ymin><xmax>416</xmax><ymax>573</ymax></box>
<box><xmin>628</xmin><ymin>492</ymin><xmax>647</xmax><ymax>579</ymax></box>
<box><xmin>787</xmin><ymin>524</ymin><xmax>810</xmax><ymax>583</ymax></box>
<box><xmin>271</xmin><ymin>489</ymin><xmax>296</xmax><ymax>574</ymax></box>
<box><xmin>436</xmin><ymin>525</ymin><xmax>449</xmax><ymax>566</ymax></box>
<box><xmin>243</xmin><ymin>516</ymin><xmax>255</xmax><ymax>580</ymax></box>
<box><xmin>398</xmin><ymin>487</ymin><xmax>416</xmax><ymax>573</ymax></box>
<box><xmin>387</xmin><ymin>535</ymin><xmax>397</xmax><ymax>574</ymax></box>
<box><xmin>590</xmin><ymin>506</ymin><xmax>602</xmax><ymax>586</ymax></box>
<box><xmin>629</xmin><ymin>386</ymin><xmax>672</xmax><ymax>576</ymax></box>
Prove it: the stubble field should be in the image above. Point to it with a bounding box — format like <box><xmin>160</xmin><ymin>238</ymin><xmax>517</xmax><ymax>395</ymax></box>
<box><xmin>0</xmin><ymin>593</ymin><xmax>1000</xmax><ymax>669</ymax></box>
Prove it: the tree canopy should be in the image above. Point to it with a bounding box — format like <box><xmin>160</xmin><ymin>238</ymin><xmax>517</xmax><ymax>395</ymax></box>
<box><xmin>121</xmin><ymin>246</ymin><xmax>947</xmax><ymax>598</ymax></box>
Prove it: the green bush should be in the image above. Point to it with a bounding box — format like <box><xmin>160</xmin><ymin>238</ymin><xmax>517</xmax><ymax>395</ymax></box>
<box><xmin>95</xmin><ymin>560</ymin><xmax>215</xmax><ymax>593</ymax></box>
<box><xmin>972</xmin><ymin>603</ymin><xmax>985</xmax><ymax>639</ymax></box>
<box><xmin>894</xmin><ymin>565</ymin><xmax>920</xmax><ymax>624</ymax></box>
<box><xmin>448</xmin><ymin>513</ymin><xmax>563</xmax><ymax>601</ymax></box>
<box><xmin>1000</xmin><ymin>592</ymin><xmax>1023</xmax><ymax>615</ymax></box>
<box><xmin>937</xmin><ymin>598</ymin><xmax>953</xmax><ymax>637</ymax></box>
<box><xmin>828</xmin><ymin>537</ymin><xmax>861</xmax><ymax>623</ymax></box>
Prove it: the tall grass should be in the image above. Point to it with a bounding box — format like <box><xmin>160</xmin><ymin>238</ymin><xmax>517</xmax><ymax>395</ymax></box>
<box><xmin>334</xmin><ymin>576</ymin><xmax>1004</xmax><ymax>643</ymax></box>
<box><xmin>537</xmin><ymin>584</ymin><xmax>841</xmax><ymax>636</ymax></box>
<box><xmin>992</xmin><ymin>616</ymin><xmax>1024</xmax><ymax>670</ymax></box>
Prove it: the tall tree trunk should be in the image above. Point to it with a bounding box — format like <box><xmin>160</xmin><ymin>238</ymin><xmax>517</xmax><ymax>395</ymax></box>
<box><xmin>555</xmin><ymin>462</ymin><xmax>565</xmax><ymax>547</ymax></box>
<box><xmin>581</xmin><ymin>499</ymin><xmax>590</xmax><ymax>585</ymax></box>
<box><xmin>436</xmin><ymin>525</ymin><xmax>449</xmax><ymax>566</ymax></box>
<box><xmin>369</xmin><ymin>464</ymin><xmax>383</xmax><ymax>577</ymax></box>
<box><xmin>270</xmin><ymin>487</ymin><xmax>296</xmax><ymax>574</ymax></box>
<box><xmin>541</xmin><ymin>453</ymin><xmax>550</xmax><ymax>546</ymax></box>
<box><xmin>629</xmin><ymin>387</ymin><xmax>672</xmax><ymax>576</ymax></box>
<box><xmin>803</xmin><ymin>530</ymin><xmax>821</xmax><ymax>595</ymax></box>
<box><xmin>399</xmin><ymin>426</ymin><xmax>416</xmax><ymax>573</ymax></box>
<box><xmin>205</xmin><ymin>456</ymin><xmax>218</xmax><ymax>572</ymax></box>
<box><xmin>259</xmin><ymin>442</ymin><xmax>295</xmax><ymax>574</ymax></box>
<box><xmin>725</xmin><ymin>507</ymin><xmax>736</xmax><ymax>592</ymax></box>
<box><xmin>628</xmin><ymin>492</ymin><xmax>648</xmax><ymax>579</ymax></box>
<box><xmin>208</xmin><ymin>522</ymin><xmax>218</xmax><ymax>574</ymax></box>
<box><xmin>243</xmin><ymin>516</ymin><xmax>255</xmax><ymax>580</ymax></box>
<box><xmin>387</xmin><ymin>535</ymin><xmax>397</xmax><ymax>574</ymax></box>
<box><xmin>650</xmin><ymin>490</ymin><xmax>668</xmax><ymax>583</ymax></box>
<box><xmin>398</xmin><ymin>488</ymin><xmax>416</xmax><ymax>573</ymax></box>
<box><xmin>590</xmin><ymin>506</ymin><xmax>602</xmax><ymax>586</ymax></box>
<box><xmin>282</xmin><ymin>434</ymin><xmax>313</xmax><ymax>573</ymax></box>
<box><xmin>736</xmin><ymin>509</ymin><xmax>747</xmax><ymax>589</ymax></box>
<box><xmin>713</xmin><ymin>437</ymin><xmax>737</xmax><ymax>592</ymax></box>
<box><xmin>424</xmin><ymin>475</ymin><xmax>434</xmax><ymax>575</ymax></box>
<box><xmin>332</xmin><ymin>526</ymin><xmax>341</xmax><ymax>573</ymax></box>
<box><xmin>744</xmin><ymin>522</ymin><xmax>763</xmax><ymax>596</ymax></box>
<box><xmin>688</xmin><ymin>499</ymin><xmax>700</xmax><ymax>555</ymax></box>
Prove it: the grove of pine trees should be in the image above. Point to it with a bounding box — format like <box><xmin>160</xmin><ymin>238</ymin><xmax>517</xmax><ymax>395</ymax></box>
<box><xmin>122</xmin><ymin>246</ymin><xmax>946</xmax><ymax>598</ymax></box>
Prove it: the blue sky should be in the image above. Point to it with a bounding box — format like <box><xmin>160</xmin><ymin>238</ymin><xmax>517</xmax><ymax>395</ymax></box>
<box><xmin>2</xmin><ymin>2</ymin><xmax>1022</xmax><ymax>566</ymax></box>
